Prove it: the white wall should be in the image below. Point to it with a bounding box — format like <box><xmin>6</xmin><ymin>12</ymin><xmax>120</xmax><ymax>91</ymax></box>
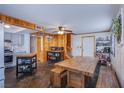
<box><xmin>71</xmin><ymin>32</ymin><xmax>111</xmax><ymax>57</ymax></box>
<box><xmin>111</xmin><ymin>42</ymin><xmax>124</xmax><ymax>87</ymax></box>
<box><xmin>0</xmin><ymin>22</ymin><xmax>4</xmax><ymax>88</ymax></box>
<box><xmin>111</xmin><ymin>5</ymin><xmax>124</xmax><ymax>87</ymax></box>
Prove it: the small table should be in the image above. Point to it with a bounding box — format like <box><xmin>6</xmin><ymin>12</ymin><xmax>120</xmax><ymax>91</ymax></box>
<box><xmin>55</xmin><ymin>56</ymin><xmax>98</xmax><ymax>87</ymax></box>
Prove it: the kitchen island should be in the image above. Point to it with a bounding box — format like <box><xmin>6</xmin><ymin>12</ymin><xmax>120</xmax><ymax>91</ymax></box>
<box><xmin>16</xmin><ymin>53</ymin><xmax>37</xmax><ymax>78</ymax></box>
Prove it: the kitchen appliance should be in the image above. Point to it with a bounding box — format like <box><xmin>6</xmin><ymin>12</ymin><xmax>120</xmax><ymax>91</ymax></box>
<box><xmin>4</xmin><ymin>40</ymin><xmax>13</xmax><ymax>68</ymax></box>
<box><xmin>4</xmin><ymin>49</ymin><xmax>13</xmax><ymax>68</ymax></box>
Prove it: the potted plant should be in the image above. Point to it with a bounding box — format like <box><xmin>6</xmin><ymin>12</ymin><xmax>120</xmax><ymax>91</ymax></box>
<box><xmin>112</xmin><ymin>17</ymin><xmax>121</xmax><ymax>44</ymax></box>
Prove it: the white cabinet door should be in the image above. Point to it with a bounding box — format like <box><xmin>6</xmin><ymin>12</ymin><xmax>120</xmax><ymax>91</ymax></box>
<box><xmin>82</xmin><ymin>36</ymin><xmax>95</xmax><ymax>57</ymax></box>
<box><xmin>0</xmin><ymin>68</ymin><xmax>4</xmax><ymax>80</ymax></box>
<box><xmin>12</xmin><ymin>34</ymin><xmax>24</xmax><ymax>46</ymax></box>
<box><xmin>4</xmin><ymin>32</ymin><xmax>12</xmax><ymax>40</ymax></box>
<box><xmin>12</xmin><ymin>34</ymin><xmax>19</xmax><ymax>46</ymax></box>
<box><xmin>18</xmin><ymin>34</ymin><xmax>24</xmax><ymax>46</ymax></box>
<box><xmin>0</xmin><ymin>80</ymin><xmax>4</xmax><ymax>88</ymax></box>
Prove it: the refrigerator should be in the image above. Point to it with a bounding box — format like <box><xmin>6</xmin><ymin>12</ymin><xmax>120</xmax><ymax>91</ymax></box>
<box><xmin>0</xmin><ymin>22</ymin><xmax>4</xmax><ymax>88</ymax></box>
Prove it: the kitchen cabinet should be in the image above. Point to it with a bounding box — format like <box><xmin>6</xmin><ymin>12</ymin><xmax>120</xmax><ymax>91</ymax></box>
<box><xmin>4</xmin><ymin>32</ymin><xmax>24</xmax><ymax>47</ymax></box>
<box><xmin>4</xmin><ymin>32</ymin><xmax>12</xmax><ymax>40</ymax></box>
<box><xmin>12</xmin><ymin>33</ymin><xmax>24</xmax><ymax>46</ymax></box>
<box><xmin>12</xmin><ymin>34</ymin><xmax>18</xmax><ymax>46</ymax></box>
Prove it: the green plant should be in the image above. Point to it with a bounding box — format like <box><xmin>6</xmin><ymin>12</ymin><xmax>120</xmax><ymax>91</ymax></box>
<box><xmin>112</xmin><ymin>17</ymin><xmax>121</xmax><ymax>43</ymax></box>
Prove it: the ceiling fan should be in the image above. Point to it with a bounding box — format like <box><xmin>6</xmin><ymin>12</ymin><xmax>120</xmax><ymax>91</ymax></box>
<box><xmin>47</xmin><ymin>26</ymin><xmax>74</xmax><ymax>35</ymax></box>
<box><xmin>31</xmin><ymin>26</ymin><xmax>48</xmax><ymax>36</ymax></box>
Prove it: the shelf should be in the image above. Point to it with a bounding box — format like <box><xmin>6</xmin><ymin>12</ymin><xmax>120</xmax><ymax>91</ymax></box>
<box><xmin>16</xmin><ymin>54</ymin><xmax>37</xmax><ymax>78</ymax></box>
<box><xmin>96</xmin><ymin>46</ymin><xmax>111</xmax><ymax>47</ymax></box>
<box><xmin>47</xmin><ymin>51</ymin><xmax>64</xmax><ymax>63</ymax></box>
<box><xmin>17</xmin><ymin>62</ymin><xmax>36</xmax><ymax>66</ymax></box>
<box><xmin>96</xmin><ymin>40</ymin><xmax>111</xmax><ymax>42</ymax></box>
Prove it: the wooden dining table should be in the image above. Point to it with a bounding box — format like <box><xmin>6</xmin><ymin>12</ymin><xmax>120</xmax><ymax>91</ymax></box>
<box><xmin>55</xmin><ymin>56</ymin><xmax>98</xmax><ymax>88</ymax></box>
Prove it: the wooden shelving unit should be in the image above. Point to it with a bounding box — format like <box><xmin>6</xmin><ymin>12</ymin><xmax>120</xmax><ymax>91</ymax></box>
<box><xmin>96</xmin><ymin>36</ymin><xmax>111</xmax><ymax>64</ymax></box>
<box><xmin>16</xmin><ymin>53</ymin><xmax>37</xmax><ymax>78</ymax></box>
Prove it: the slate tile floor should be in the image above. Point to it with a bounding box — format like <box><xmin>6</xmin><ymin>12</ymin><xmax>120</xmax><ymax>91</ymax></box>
<box><xmin>5</xmin><ymin>62</ymin><xmax>101</xmax><ymax>88</ymax></box>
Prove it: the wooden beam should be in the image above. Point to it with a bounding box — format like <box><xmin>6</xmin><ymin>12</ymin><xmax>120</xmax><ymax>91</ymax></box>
<box><xmin>0</xmin><ymin>13</ymin><xmax>36</xmax><ymax>30</ymax></box>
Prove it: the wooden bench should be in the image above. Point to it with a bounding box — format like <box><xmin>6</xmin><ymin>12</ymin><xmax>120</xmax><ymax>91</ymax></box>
<box><xmin>96</xmin><ymin>66</ymin><xmax>120</xmax><ymax>88</ymax></box>
<box><xmin>67</xmin><ymin>70</ymin><xmax>85</xmax><ymax>88</ymax></box>
<box><xmin>50</xmin><ymin>67</ymin><xmax>67</xmax><ymax>88</ymax></box>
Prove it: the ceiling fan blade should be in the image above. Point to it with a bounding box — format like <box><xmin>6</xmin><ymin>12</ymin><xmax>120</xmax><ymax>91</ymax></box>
<box><xmin>64</xmin><ymin>30</ymin><xmax>72</xmax><ymax>32</ymax></box>
<box><xmin>71</xmin><ymin>33</ymin><xmax>77</xmax><ymax>35</ymax></box>
<box><xmin>52</xmin><ymin>31</ymin><xmax>58</xmax><ymax>33</ymax></box>
<box><xmin>46</xmin><ymin>27</ymin><xmax>59</xmax><ymax>31</ymax></box>
<box><xmin>46</xmin><ymin>28</ymin><xmax>55</xmax><ymax>30</ymax></box>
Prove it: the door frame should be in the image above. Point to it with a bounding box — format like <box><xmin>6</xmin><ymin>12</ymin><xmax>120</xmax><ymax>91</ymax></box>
<box><xmin>81</xmin><ymin>36</ymin><xmax>96</xmax><ymax>57</ymax></box>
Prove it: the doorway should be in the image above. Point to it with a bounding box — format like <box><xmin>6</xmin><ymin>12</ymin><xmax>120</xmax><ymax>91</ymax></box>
<box><xmin>82</xmin><ymin>36</ymin><xmax>95</xmax><ymax>57</ymax></box>
<box><xmin>30</xmin><ymin>35</ymin><xmax>37</xmax><ymax>53</ymax></box>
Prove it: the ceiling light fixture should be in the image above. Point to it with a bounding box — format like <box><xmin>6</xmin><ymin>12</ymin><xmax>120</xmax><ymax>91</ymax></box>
<box><xmin>58</xmin><ymin>31</ymin><xmax>64</xmax><ymax>34</ymax></box>
<box><xmin>4</xmin><ymin>24</ymin><xmax>11</xmax><ymax>28</ymax></box>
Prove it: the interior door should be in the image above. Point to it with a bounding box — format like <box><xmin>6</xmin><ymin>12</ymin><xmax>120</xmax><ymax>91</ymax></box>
<box><xmin>82</xmin><ymin>36</ymin><xmax>95</xmax><ymax>57</ymax></box>
<box><xmin>30</xmin><ymin>36</ymin><xmax>36</xmax><ymax>53</ymax></box>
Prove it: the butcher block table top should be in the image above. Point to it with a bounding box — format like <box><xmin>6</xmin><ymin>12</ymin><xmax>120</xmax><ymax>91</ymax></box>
<box><xmin>55</xmin><ymin>56</ymin><xmax>98</xmax><ymax>77</ymax></box>
<box><xmin>16</xmin><ymin>53</ymin><xmax>36</xmax><ymax>58</ymax></box>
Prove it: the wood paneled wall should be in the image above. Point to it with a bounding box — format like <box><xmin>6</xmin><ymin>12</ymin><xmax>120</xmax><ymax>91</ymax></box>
<box><xmin>36</xmin><ymin>33</ymin><xmax>42</xmax><ymax>62</ymax></box>
<box><xmin>36</xmin><ymin>34</ymin><xmax>71</xmax><ymax>62</ymax></box>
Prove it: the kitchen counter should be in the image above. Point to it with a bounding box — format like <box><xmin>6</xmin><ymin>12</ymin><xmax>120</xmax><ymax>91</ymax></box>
<box><xmin>16</xmin><ymin>53</ymin><xmax>36</xmax><ymax>58</ymax></box>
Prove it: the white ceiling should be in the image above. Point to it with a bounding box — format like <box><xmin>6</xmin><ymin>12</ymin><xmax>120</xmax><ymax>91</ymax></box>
<box><xmin>0</xmin><ymin>4</ymin><xmax>120</xmax><ymax>34</ymax></box>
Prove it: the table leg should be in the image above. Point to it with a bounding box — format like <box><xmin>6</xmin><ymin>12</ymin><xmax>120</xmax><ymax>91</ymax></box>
<box><xmin>81</xmin><ymin>74</ymin><xmax>85</xmax><ymax>88</ymax></box>
<box><xmin>67</xmin><ymin>70</ymin><xmax>85</xmax><ymax>88</ymax></box>
<box><xmin>67</xmin><ymin>71</ymin><xmax>70</xmax><ymax>87</ymax></box>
